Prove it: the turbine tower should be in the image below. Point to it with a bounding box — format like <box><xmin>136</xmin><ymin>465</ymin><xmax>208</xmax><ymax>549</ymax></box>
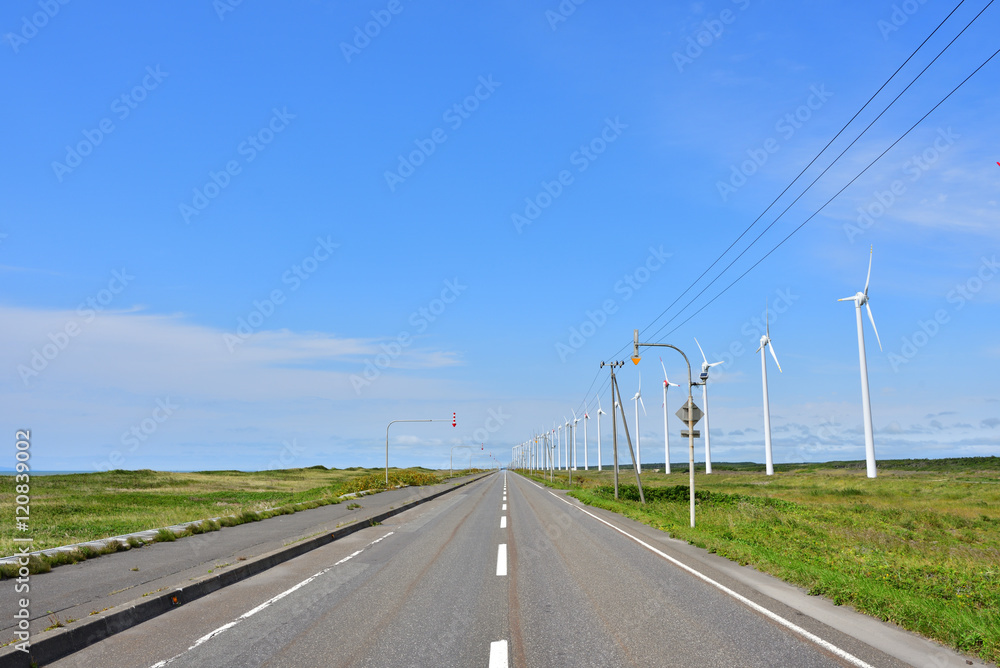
<box><xmin>694</xmin><ymin>338</ymin><xmax>724</xmax><ymax>474</ymax></box>
<box><xmin>757</xmin><ymin>304</ymin><xmax>782</xmax><ymax>476</ymax></box>
<box><xmin>564</xmin><ymin>416</ymin><xmax>571</xmax><ymax>470</ymax></box>
<box><xmin>596</xmin><ymin>394</ymin><xmax>606</xmax><ymax>471</ymax></box>
<box><xmin>631</xmin><ymin>372</ymin><xmax>646</xmax><ymax>473</ymax></box>
<box><xmin>572</xmin><ymin>411</ymin><xmax>580</xmax><ymax>470</ymax></box>
<box><xmin>838</xmin><ymin>245</ymin><xmax>882</xmax><ymax>479</ymax></box>
<box><xmin>583</xmin><ymin>409</ymin><xmax>590</xmax><ymax>470</ymax></box>
<box><xmin>659</xmin><ymin>357</ymin><xmax>679</xmax><ymax>475</ymax></box>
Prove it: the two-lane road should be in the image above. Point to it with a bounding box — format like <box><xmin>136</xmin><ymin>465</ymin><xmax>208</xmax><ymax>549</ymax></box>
<box><xmin>53</xmin><ymin>472</ymin><xmax>963</xmax><ymax>667</ymax></box>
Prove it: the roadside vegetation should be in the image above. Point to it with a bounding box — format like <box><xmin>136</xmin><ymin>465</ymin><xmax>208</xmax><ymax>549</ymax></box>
<box><xmin>0</xmin><ymin>466</ymin><xmax>482</xmax><ymax>575</ymax></box>
<box><xmin>525</xmin><ymin>457</ymin><xmax>1000</xmax><ymax>663</ymax></box>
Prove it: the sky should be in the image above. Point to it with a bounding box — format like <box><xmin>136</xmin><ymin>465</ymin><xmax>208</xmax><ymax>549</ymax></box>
<box><xmin>2</xmin><ymin>0</ymin><xmax>998</xmax><ymax>472</ymax></box>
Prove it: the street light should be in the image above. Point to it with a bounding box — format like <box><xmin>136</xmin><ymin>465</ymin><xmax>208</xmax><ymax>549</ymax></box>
<box><xmin>385</xmin><ymin>416</ymin><xmax>454</xmax><ymax>485</ymax></box>
<box><xmin>451</xmin><ymin>444</ymin><xmax>473</xmax><ymax>477</ymax></box>
<box><xmin>632</xmin><ymin>329</ymin><xmax>701</xmax><ymax>528</ymax></box>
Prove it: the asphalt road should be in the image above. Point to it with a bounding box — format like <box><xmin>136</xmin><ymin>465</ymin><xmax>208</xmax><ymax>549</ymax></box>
<box><xmin>0</xmin><ymin>474</ymin><xmax>481</xmax><ymax>642</ymax></box>
<box><xmin>49</xmin><ymin>472</ymin><xmax>982</xmax><ymax>668</ymax></box>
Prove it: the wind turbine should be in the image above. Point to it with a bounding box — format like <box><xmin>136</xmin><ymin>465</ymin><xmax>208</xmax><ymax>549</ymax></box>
<box><xmin>659</xmin><ymin>357</ymin><xmax>679</xmax><ymax>475</ymax></box>
<box><xmin>694</xmin><ymin>338</ymin><xmax>724</xmax><ymax>474</ymax></box>
<box><xmin>632</xmin><ymin>372</ymin><xmax>646</xmax><ymax>472</ymax></box>
<box><xmin>839</xmin><ymin>245</ymin><xmax>882</xmax><ymax>479</ymax></box>
<box><xmin>572</xmin><ymin>411</ymin><xmax>580</xmax><ymax>470</ymax></box>
<box><xmin>564</xmin><ymin>416</ymin><xmax>571</xmax><ymax>470</ymax></box>
<box><xmin>596</xmin><ymin>394</ymin><xmax>606</xmax><ymax>471</ymax></box>
<box><xmin>583</xmin><ymin>409</ymin><xmax>590</xmax><ymax>470</ymax></box>
<box><xmin>556</xmin><ymin>422</ymin><xmax>562</xmax><ymax>470</ymax></box>
<box><xmin>757</xmin><ymin>304</ymin><xmax>782</xmax><ymax>476</ymax></box>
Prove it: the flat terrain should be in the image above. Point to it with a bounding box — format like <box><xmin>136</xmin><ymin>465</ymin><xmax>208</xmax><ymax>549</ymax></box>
<box><xmin>0</xmin><ymin>467</ymin><xmax>474</xmax><ymax>557</ymax></box>
<box><xmin>526</xmin><ymin>457</ymin><xmax>1000</xmax><ymax>664</ymax></box>
<box><xmin>52</xmin><ymin>472</ymin><xmax>965</xmax><ymax>668</ymax></box>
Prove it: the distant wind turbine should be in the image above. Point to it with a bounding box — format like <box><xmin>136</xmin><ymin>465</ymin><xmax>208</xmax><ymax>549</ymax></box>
<box><xmin>757</xmin><ymin>304</ymin><xmax>782</xmax><ymax>476</ymax></box>
<box><xmin>596</xmin><ymin>394</ymin><xmax>606</xmax><ymax>471</ymax></box>
<box><xmin>659</xmin><ymin>357</ymin><xmax>679</xmax><ymax>475</ymax></box>
<box><xmin>583</xmin><ymin>409</ymin><xmax>590</xmax><ymax>470</ymax></box>
<box><xmin>632</xmin><ymin>372</ymin><xmax>646</xmax><ymax>472</ymax></box>
<box><xmin>564</xmin><ymin>416</ymin><xmax>571</xmax><ymax>470</ymax></box>
<box><xmin>838</xmin><ymin>245</ymin><xmax>883</xmax><ymax>479</ymax></box>
<box><xmin>572</xmin><ymin>410</ymin><xmax>580</xmax><ymax>470</ymax></box>
<box><xmin>695</xmin><ymin>338</ymin><xmax>724</xmax><ymax>474</ymax></box>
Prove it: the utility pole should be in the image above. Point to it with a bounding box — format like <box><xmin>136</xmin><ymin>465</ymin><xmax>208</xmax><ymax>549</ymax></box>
<box><xmin>601</xmin><ymin>360</ymin><xmax>644</xmax><ymax>503</ymax></box>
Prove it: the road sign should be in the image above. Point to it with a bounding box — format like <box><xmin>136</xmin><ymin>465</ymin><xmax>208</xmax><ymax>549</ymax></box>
<box><xmin>675</xmin><ymin>400</ymin><xmax>704</xmax><ymax>425</ymax></box>
<box><xmin>631</xmin><ymin>355</ymin><xmax>641</xmax><ymax>365</ymax></box>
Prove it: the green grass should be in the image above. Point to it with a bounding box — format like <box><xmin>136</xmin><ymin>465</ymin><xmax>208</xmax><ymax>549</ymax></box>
<box><xmin>0</xmin><ymin>466</ymin><xmax>476</xmax><ymax>572</ymax></box>
<box><xmin>524</xmin><ymin>457</ymin><xmax>1000</xmax><ymax>663</ymax></box>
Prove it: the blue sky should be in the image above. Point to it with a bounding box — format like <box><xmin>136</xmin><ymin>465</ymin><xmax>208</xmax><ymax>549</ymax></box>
<box><xmin>2</xmin><ymin>0</ymin><xmax>998</xmax><ymax>471</ymax></box>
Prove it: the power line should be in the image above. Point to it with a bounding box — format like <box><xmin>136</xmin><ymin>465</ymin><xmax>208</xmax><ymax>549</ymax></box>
<box><xmin>644</xmin><ymin>0</ymin><xmax>989</xmax><ymax>342</ymax></box>
<box><xmin>657</xmin><ymin>44</ymin><xmax>1000</xmax><ymax>342</ymax></box>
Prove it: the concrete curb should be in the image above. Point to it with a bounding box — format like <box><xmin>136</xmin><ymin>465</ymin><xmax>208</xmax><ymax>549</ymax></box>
<box><xmin>0</xmin><ymin>473</ymin><xmax>491</xmax><ymax>667</ymax></box>
<box><xmin>0</xmin><ymin>487</ymin><xmax>388</xmax><ymax>565</ymax></box>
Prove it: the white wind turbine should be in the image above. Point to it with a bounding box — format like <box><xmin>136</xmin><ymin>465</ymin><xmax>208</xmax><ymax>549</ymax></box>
<box><xmin>583</xmin><ymin>409</ymin><xmax>590</xmax><ymax>470</ymax></box>
<box><xmin>839</xmin><ymin>245</ymin><xmax>882</xmax><ymax>479</ymax></box>
<box><xmin>659</xmin><ymin>357</ymin><xmax>680</xmax><ymax>475</ymax></box>
<box><xmin>564</xmin><ymin>416</ymin><xmax>571</xmax><ymax>470</ymax></box>
<box><xmin>572</xmin><ymin>410</ymin><xmax>580</xmax><ymax>470</ymax></box>
<box><xmin>632</xmin><ymin>372</ymin><xmax>646</xmax><ymax>473</ymax></box>
<box><xmin>757</xmin><ymin>304</ymin><xmax>782</xmax><ymax>476</ymax></box>
<box><xmin>694</xmin><ymin>338</ymin><xmax>724</xmax><ymax>474</ymax></box>
<box><xmin>596</xmin><ymin>394</ymin><xmax>606</xmax><ymax>471</ymax></box>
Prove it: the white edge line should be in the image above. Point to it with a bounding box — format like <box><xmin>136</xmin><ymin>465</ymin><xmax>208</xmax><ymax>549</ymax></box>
<box><xmin>545</xmin><ymin>487</ymin><xmax>876</xmax><ymax>668</ymax></box>
<box><xmin>489</xmin><ymin>639</ymin><xmax>509</xmax><ymax>668</ymax></box>
<box><xmin>149</xmin><ymin>530</ymin><xmax>395</xmax><ymax>667</ymax></box>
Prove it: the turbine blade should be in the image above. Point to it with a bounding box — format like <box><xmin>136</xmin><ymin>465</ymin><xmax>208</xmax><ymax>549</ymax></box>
<box><xmin>659</xmin><ymin>356</ymin><xmax>668</xmax><ymax>381</ymax></box>
<box><xmin>765</xmin><ymin>298</ymin><xmax>770</xmax><ymax>339</ymax></box>
<box><xmin>838</xmin><ymin>296</ymin><xmax>856</xmax><ymax>302</ymax></box>
<box><xmin>866</xmin><ymin>301</ymin><xmax>883</xmax><ymax>351</ymax></box>
<box><xmin>639</xmin><ymin>396</ymin><xmax>647</xmax><ymax>415</ymax></box>
<box><xmin>865</xmin><ymin>245</ymin><xmax>873</xmax><ymax>296</ymax></box>
<box><xmin>768</xmin><ymin>341</ymin><xmax>782</xmax><ymax>373</ymax></box>
<box><xmin>708</xmin><ymin>360</ymin><xmax>724</xmax><ymax>367</ymax></box>
<box><xmin>694</xmin><ymin>337</ymin><xmax>708</xmax><ymax>364</ymax></box>
<box><xmin>596</xmin><ymin>393</ymin><xmax>602</xmax><ymax>412</ymax></box>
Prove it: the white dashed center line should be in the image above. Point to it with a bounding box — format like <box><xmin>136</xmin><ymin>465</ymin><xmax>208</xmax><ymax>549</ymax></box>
<box><xmin>489</xmin><ymin>639</ymin><xmax>509</xmax><ymax>667</ymax></box>
<box><xmin>500</xmin><ymin>516</ymin><xmax>507</xmax><ymax>529</ymax></box>
<box><xmin>496</xmin><ymin>544</ymin><xmax>507</xmax><ymax>576</ymax></box>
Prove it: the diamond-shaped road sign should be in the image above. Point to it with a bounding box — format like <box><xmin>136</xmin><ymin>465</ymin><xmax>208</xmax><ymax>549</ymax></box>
<box><xmin>675</xmin><ymin>400</ymin><xmax>704</xmax><ymax>425</ymax></box>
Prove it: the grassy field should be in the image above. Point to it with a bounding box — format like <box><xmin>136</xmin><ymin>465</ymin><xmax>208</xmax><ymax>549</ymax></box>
<box><xmin>525</xmin><ymin>457</ymin><xmax>1000</xmax><ymax>664</ymax></box>
<box><xmin>0</xmin><ymin>466</ymin><xmax>477</xmax><ymax>565</ymax></box>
